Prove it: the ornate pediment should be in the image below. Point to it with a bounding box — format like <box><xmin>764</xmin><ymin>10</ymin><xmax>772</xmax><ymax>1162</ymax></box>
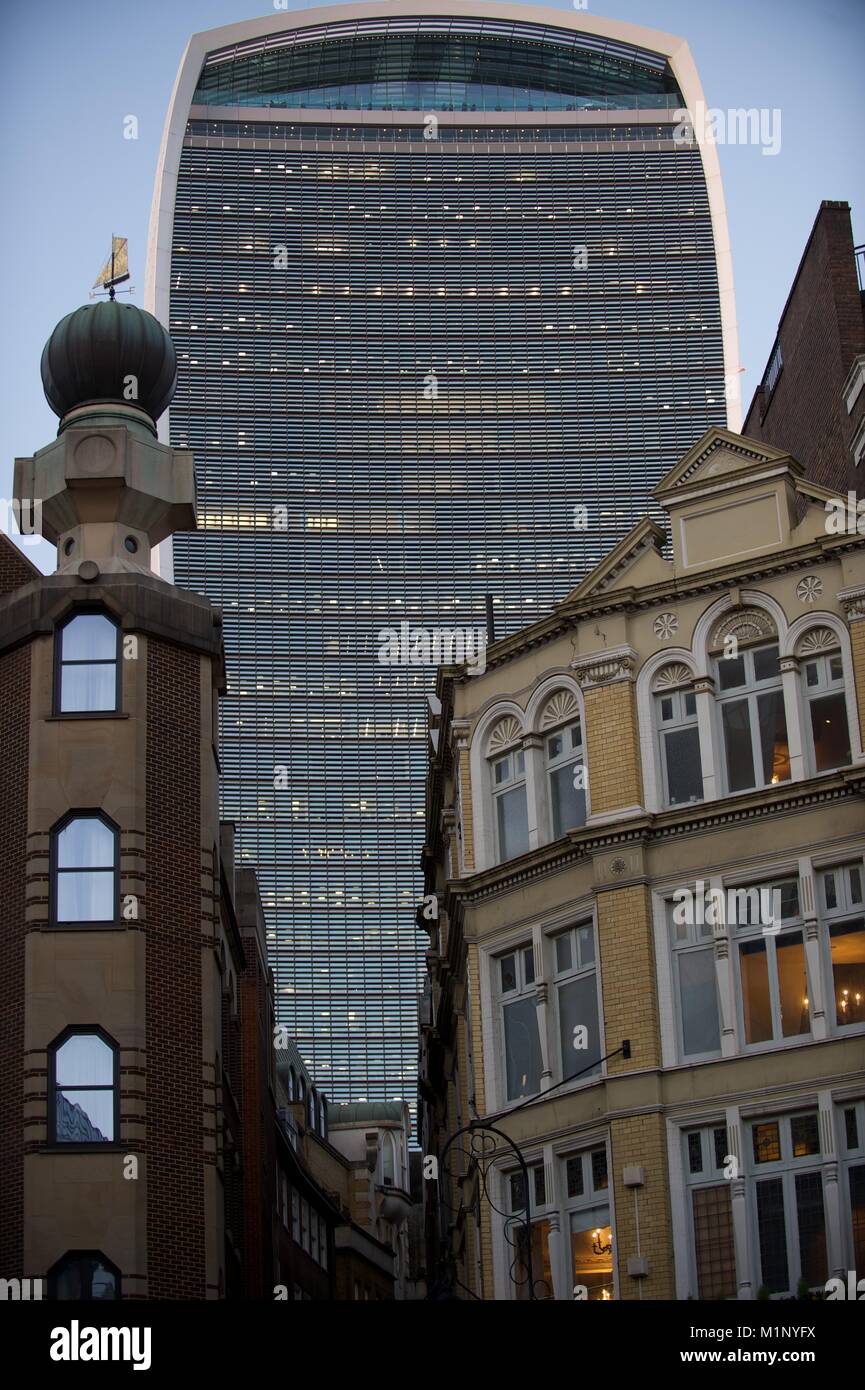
<box><xmin>540</xmin><ymin>689</ymin><xmax>580</xmax><ymax>730</ymax></box>
<box><xmin>487</xmin><ymin>715</ymin><xmax>522</xmax><ymax>755</ymax></box>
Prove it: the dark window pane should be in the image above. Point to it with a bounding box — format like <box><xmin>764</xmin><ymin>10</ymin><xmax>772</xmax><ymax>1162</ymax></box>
<box><xmin>496</xmin><ymin>784</ymin><xmax>529</xmax><ymax>860</ymax></box>
<box><xmin>577</xmin><ymin>925</ymin><xmax>594</xmax><ymax>966</ymax></box>
<box><xmin>850</xmin><ymin>1165</ymin><xmax>865</xmax><ymax>1271</ymax></box>
<box><xmin>757</xmin><ymin>690</ymin><xmax>790</xmax><ymax>784</ymax></box>
<box><xmin>809</xmin><ymin>692</ymin><xmax>851</xmax><ymax>772</ymax></box>
<box><xmin>503</xmin><ymin>997</ymin><xmax>542</xmax><ymax>1100</ymax></box>
<box><xmin>684</xmin><ymin>692</ymin><xmax>697</xmax><ymax>717</ymax></box>
<box><xmin>534</xmin><ymin>1165</ymin><xmax>546</xmax><ymax>1207</ymax></box>
<box><xmin>678</xmin><ymin>948</ymin><xmax>720</xmax><ymax>1055</ymax></box>
<box><xmin>688</xmin><ymin>1132</ymin><xmax>703</xmax><ymax>1174</ymax></box>
<box><xmin>753</xmin><ymin>1121</ymin><xmax>781</xmax><ymax>1164</ymax></box>
<box><xmin>845</xmin><ymin>1108</ymin><xmax>859</xmax><ymax>1150</ymax></box>
<box><xmin>722</xmin><ymin>699</ymin><xmax>755</xmax><ymax>791</ymax></box>
<box><xmin>791</xmin><ymin>1113</ymin><xmax>820</xmax><ymax>1158</ymax></box>
<box><xmin>664</xmin><ymin>726</ymin><xmax>703</xmax><ymax>805</ymax></box>
<box><xmin>555</xmin><ymin>934</ymin><xmax>572</xmax><ymax>974</ymax></box>
<box><xmin>591</xmin><ymin>1149</ymin><xmax>608</xmax><ymax>1191</ymax></box>
<box><xmin>718</xmin><ymin>655</ymin><xmax>746</xmax><ymax>690</ymax></box>
<box><xmin>693</xmin><ymin>1186</ymin><xmax>736</xmax><ymax>1300</ymax></box>
<box><xmin>52</xmin><ymin>1256</ymin><xmax>118</xmax><ymax>1300</ymax></box>
<box><xmin>558</xmin><ymin>974</ymin><xmax>601</xmax><ymax>1081</ymax></box>
<box><xmin>713</xmin><ymin>1127</ymin><xmax>728</xmax><ymax>1170</ymax></box>
<box><xmin>514</xmin><ymin>1219</ymin><xmax>552</xmax><ymax>1302</ymax></box>
<box><xmin>500</xmin><ymin>954</ymin><xmax>517</xmax><ymax>993</ymax></box>
<box><xmin>795</xmin><ymin>1171</ymin><xmax>827</xmax><ymax>1286</ymax></box>
<box><xmin>551</xmin><ymin>761</ymin><xmax>587</xmax><ymax>837</ymax></box>
<box><xmin>756</xmin><ymin>1178</ymin><xmax>789</xmax><ymax>1293</ymax></box>
<box><xmin>753</xmin><ymin>645</ymin><xmax>780</xmax><ymax>681</ymax></box>
<box><xmin>523</xmin><ymin>946</ymin><xmax>535</xmax><ymax>986</ymax></box>
<box><xmin>566</xmin><ymin>1156</ymin><xmax>583</xmax><ymax>1198</ymax></box>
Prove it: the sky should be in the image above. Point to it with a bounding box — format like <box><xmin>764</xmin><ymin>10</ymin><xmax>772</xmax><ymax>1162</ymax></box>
<box><xmin>1</xmin><ymin>0</ymin><xmax>862</xmax><ymax>573</ymax></box>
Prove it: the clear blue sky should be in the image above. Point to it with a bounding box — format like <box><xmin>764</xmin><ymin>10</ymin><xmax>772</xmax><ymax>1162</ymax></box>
<box><xmin>2</xmin><ymin>0</ymin><xmax>862</xmax><ymax>572</ymax></box>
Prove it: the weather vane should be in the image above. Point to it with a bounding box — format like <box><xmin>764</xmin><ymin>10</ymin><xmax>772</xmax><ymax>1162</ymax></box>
<box><xmin>91</xmin><ymin>235</ymin><xmax>132</xmax><ymax>301</ymax></box>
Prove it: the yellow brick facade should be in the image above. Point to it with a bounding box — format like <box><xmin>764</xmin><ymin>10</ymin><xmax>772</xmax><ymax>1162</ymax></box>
<box><xmin>582</xmin><ymin>680</ymin><xmax>643</xmax><ymax>813</ymax></box>
<box><xmin>609</xmin><ymin>1113</ymin><xmax>675</xmax><ymax>1300</ymax></box>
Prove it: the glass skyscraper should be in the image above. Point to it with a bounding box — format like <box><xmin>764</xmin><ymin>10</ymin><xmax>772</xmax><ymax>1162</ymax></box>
<box><xmin>147</xmin><ymin>4</ymin><xmax>739</xmax><ymax>1106</ymax></box>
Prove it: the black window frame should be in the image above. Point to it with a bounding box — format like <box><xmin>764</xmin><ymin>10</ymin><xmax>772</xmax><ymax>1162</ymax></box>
<box><xmin>54</xmin><ymin>607</ymin><xmax>123</xmax><ymax>718</ymax></box>
<box><xmin>49</xmin><ymin>809</ymin><xmax>121</xmax><ymax>929</ymax></box>
<box><xmin>47</xmin><ymin>1025</ymin><xmax>121</xmax><ymax>1149</ymax></box>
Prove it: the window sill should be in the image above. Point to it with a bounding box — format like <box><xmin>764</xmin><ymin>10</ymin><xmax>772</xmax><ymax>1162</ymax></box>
<box><xmin>40</xmin><ymin>1143</ymin><xmax>123</xmax><ymax>1154</ymax></box>
<box><xmin>46</xmin><ymin>712</ymin><xmax>129</xmax><ymax>722</ymax></box>
<box><xmin>44</xmin><ymin>921</ymin><xmax>126</xmax><ymax>932</ymax></box>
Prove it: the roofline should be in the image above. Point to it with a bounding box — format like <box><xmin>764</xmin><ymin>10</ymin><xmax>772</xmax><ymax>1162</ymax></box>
<box><xmin>145</xmin><ymin>0</ymin><xmax>740</xmax><ymax>425</ymax></box>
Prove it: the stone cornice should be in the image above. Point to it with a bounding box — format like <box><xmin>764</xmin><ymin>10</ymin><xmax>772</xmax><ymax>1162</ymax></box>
<box><xmin>838</xmin><ymin>585</ymin><xmax>865</xmax><ymax>622</ymax></box>
<box><xmin>572</xmin><ymin>645</ymin><xmax>637</xmax><ymax>688</ymax></box>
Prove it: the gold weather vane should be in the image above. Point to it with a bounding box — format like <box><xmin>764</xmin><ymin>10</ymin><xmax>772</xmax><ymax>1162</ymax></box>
<box><xmin>92</xmin><ymin>236</ymin><xmax>132</xmax><ymax>300</ymax></box>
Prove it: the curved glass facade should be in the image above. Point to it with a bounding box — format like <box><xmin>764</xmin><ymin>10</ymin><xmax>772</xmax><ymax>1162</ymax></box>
<box><xmin>193</xmin><ymin>18</ymin><xmax>682</xmax><ymax>113</ymax></box>
<box><xmin>164</xmin><ymin>20</ymin><xmax>726</xmax><ymax>1108</ymax></box>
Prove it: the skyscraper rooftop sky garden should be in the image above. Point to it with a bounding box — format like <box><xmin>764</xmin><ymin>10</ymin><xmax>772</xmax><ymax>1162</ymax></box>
<box><xmin>147</xmin><ymin>2</ymin><xmax>740</xmax><ymax>1107</ymax></box>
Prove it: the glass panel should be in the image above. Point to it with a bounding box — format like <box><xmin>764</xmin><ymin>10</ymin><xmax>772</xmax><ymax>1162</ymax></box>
<box><xmin>844</xmin><ymin>1108</ymin><xmax>859</xmax><ymax>1151</ymax></box>
<box><xmin>558</xmin><ymin>973</ymin><xmax>601</xmax><ymax>1081</ymax></box>
<box><xmin>795</xmin><ymin>1171</ymin><xmax>827</xmax><ymax>1286</ymax></box>
<box><xmin>534</xmin><ymin>1166</ymin><xmax>546</xmax><ymax>1207</ymax></box>
<box><xmin>570</xmin><ymin>724</ymin><xmax>582</xmax><ymax>751</ymax></box>
<box><xmin>809</xmin><ymin>692</ymin><xmax>850</xmax><ymax>772</ymax></box>
<box><xmin>805</xmin><ymin>662</ymin><xmax>819</xmax><ymax>688</ymax></box>
<box><xmin>713</xmin><ymin>1127</ymin><xmax>728</xmax><ymax>1170</ymax></box>
<box><xmin>551</xmin><ymin>761</ymin><xmax>586</xmax><ymax>837</ymax></box>
<box><xmin>569</xmin><ymin>1205</ymin><xmax>614</xmax><ymax>1300</ymax></box>
<box><xmin>740</xmin><ymin>940</ymin><xmax>773</xmax><ymax>1044</ymax></box>
<box><xmin>494</xmin><ymin>756</ymin><xmax>510</xmax><ymax>785</ymax></box>
<box><xmin>851</xmin><ymin>868</ymin><xmax>863</xmax><ymax>904</ymax></box>
<box><xmin>565</xmin><ymin>1156</ymin><xmax>583</xmax><ymax>1198</ymax></box>
<box><xmin>779</xmin><ymin>880</ymin><xmax>800</xmax><ymax>919</ymax></box>
<box><xmin>722</xmin><ymin>699</ymin><xmax>755</xmax><ymax>791</ymax></box>
<box><xmin>791</xmin><ymin>1113</ymin><xmax>820</xmax><ymax>1158</ymax></box>
<box><xmin>823</xmin><ymin>873</ymin><xmax>837</xmax><ymax>911</ymax></box>
<box><xmin>547</xmin><ymin>734</ymin><xmax>562</xmax><ymax>758</ymax></box>
<box><xmin>591</xmin><ymin>1149</ymin><xmax>608</xmax><ymax>1192</ymax></box>
<box><xmin>829</xmin><ymin>922</ymin><xmax>865</xmax><ymax>1026</ymax></box>
<box><xmin>687</xmin><ymin>1132</ymin><xmax>703</xmax><ymax>1174</ymax></box>
<box><xmin>660</xmin><ymin>696</ymin><xmax>673</xmax><ymax>721</ymax></box>
<box><xmin>678</xmin><ymin>947</ymin><xmax>720</xmax><ymax>1055</ymax></box>
<box><xmin>718</xmin><ymin>655</ymin><xmax>746</xmax><ymax>690</ymax></box>
<box><xmin>756</xmin><ymin>1178</ymin><xmax>789</xmax><ymax>1293</ymax></box>
<box><xmin>61</xmin><ymin>614</ymin><xmax>117</xmax><ymax>662</ymax></box>
<box><xmin>56</xmin><ymin>1088</ymin><xmax>114</xmax><ymax>1142</ymax></box>
<box><xmin>753</xmin><ymin>1121</ymin><xmax>781</xmax><ymax>1164</ymax></box>
<box><xmin>57</xmin><ymin>818</ymin><xmax>115</xmax><ymax>869</ymax></box>
<box><xmin>500</xmin><ymin>955</ymin><xmax>517</xmax><ymax>993</ymax></box>
<box><xmin>829</xmin><ymin>656</ymin><xmax>843</xmax><ymax>681</ymax></box>
<box><xmin>523</xmin><ymin>946</ymin><xmax>535</xmax><ymax>986</ymax></box>
<box><xmin>510</xmin><ymin>1172</ymin><xmax>526</xmax><ymax>1212</ymax></box>
<box><xmin>757</xmin><ymin>690</ymin><xmax>790</xmax><ymax>784</ymax></box>
<box><xmin>753</xmin><ymin>644</ymin><xmax>780</xmax><ymax>681</ymax></box>
<box><xmin>684</xmin><ymin>692</ymin><xmax>697</xmax><ymax>717</ymax></box>
<box><xmin>577</xmin><ymin>924</ymin><xmax>594</xmax><ymax>967</ymax></box>
<box><xmin>503</xmin><ymin>997</ymin><xmax>542</xmax><ymax>1100</ymax></box>
<box><xmin>555</xmin><ymin>934</ymin><xmax>572</xmax><ymax>974</ymax></box>
<box><xmin>60</xmin><ymin>664</ymin><xmax>117</xmax><ymax>713</ymax></box>
<box><xmin>496</xmin><ymin>784</ymin><xmax>529</xmax><ymax>860</ymax></box>
<box><xmin>56</xmin><ymin>1034</ymin><xmax>113</xmax><ymax>1086</ymax></box>
<box><xmin>664</xmin><ymin>726</ymin><xmax>702</xmax><ymax>805</ymax></box>
<box><xmin>692</xmin><ymin>1186</ymin><xmax>736</xmax><ymax>1299</ymax></box>
<box><xmin>776</xmin><ymin>933</ymin><xmax>810</xmax><ymax>1037</ymax></box>
<box><xmin>56</xmin><ymin>870</ymin><xmax>115</xmax><ymax>922</ymax></box>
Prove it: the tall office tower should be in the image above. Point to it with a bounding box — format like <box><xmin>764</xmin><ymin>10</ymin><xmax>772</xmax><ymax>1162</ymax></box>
<box><xmin>147</xmin><ymin>3</ymin><xmax>739</xmax><ymax>1106</ymax></box>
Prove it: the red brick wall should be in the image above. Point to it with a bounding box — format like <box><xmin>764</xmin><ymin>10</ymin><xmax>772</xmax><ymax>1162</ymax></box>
<box><xmin>239</xmin><ymin>958</ymin><xmax>275</xmax><ymax>1299</ymax></box>
<box><xmin>145</xmin><ymin>638</ymin><xmax>206</xmax><ymax>1297</ymax></box>
<box><xmin>744</xmin><ymin>202</ymin><xmax>865</xmax><ymax>493</ymax></box>
<box><xmin>0</xmin><ymin>643</ymin><xmax>30</xmax><ymax>1273</ymax></box>
<box><xmin>0</xmin><ymin>533</ymin><xmax>40</xmax><ymax>597</ymax></box>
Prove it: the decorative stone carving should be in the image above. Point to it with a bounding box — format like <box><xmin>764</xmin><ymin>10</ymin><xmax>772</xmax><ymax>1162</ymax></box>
<box><xmin>839</xmin><ymin>587</ymin><xmax>865</xmax><ymax>622</ymax></box>
<box><xmin>796</xmin><ymin>626</ymin><xmax>837</xmax><ymax>657</ymax></box>
<box><xmin>487</xmin><ymin>715</ymin><xmax>522</xmax><ymax>755</ymax></box>
<box><xmin>652</xmin><ymin>662</ymin><xmax>692</xmax><ymax>691</ymax></box>
<box><xmin>573</xmin><ymin>649</ymin><xmax>636</xmax><ymax>689</ymax></box>
<box><xmin>653</xmin><ymin>611</ymin><xmax>679</xmax><ymax>640</ymax></box>
<box><xmin>796</xmin><ymin>575</ymin><xmax>823</xmax><ymax>605</ymax></box>
<box><xmin>709</xmin><ymin>607</ymin><xmax>776</xmax><ymax>652</ymax></box>
<box><xmin>539</xmin><ymin>688</ymin><xmax>581</xmax><ymax>731</ymax></box>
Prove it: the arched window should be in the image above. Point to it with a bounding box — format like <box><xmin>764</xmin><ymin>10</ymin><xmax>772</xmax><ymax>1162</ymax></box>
<box><xmin>49</xmin><ymin>1028</ymin><xmax>118</xmax><ymax>1144</ymax></box>
<box><xmin>307</xmin><ymin>1087</ymin><xmax>316</xmax><ymax>1130</ymax></box>
<box><xmin>540</xmin><ymin>691</ymin><xmax>586</xmax><ymax>835</ymax></box>
<box><xmin>797</xmin><ymin>629</ymin><xmax>851</xmax><ymax>774</ymax></box>
<box><xmin>51</xmin><ymin>813</ymin><xmax>118</xmax><ymax>925</ymax></box>
<box><xmin>652</xmin><ymin>664</ymin><xmax>702</xmax><ymax>807</ymax></box>
<box><xmin>319</xmin><ymin>1097</ymin><xmax>327</xmax><ymax>1139</ymax></box>
<box><xmin>381</xmin><ymin>1132</ymin><xmax>396</xmax><ymax>1186</ymax></box>
<box><xmin>710</xmin><ymin>612</ymin><xmax>790</xmax><ymax>793</ymax></box>
<box><xmin>287</xmin><ymin>1067</ymin><xmax>296</xmax><ymax>1101</ymax></box>
<box><xmin>487</xmin><ymin>716</ymin><xmax>528</xmax><ymax>863</ymax></box>
<box><xmin>56</xmin><ymin>610</ymin><xmax>120</xmax><ymax>714</ymax></box>
<box><xmin>48</xmin><ymin>1251</ymin><xmax>120</xmax><ymax>1300</ymax></box>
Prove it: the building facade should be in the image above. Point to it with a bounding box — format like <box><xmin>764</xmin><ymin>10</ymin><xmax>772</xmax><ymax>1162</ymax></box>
<box><xmin>743</xmin><ymin>201</ymin><xmax>865</xmax><ymax>493</ymax></box>
<box><xmin>419</xmin><ymin>425</ymin><xmax>865</xmax><ymax>1299</ymax></box>
<box><xmin>146</xmin><ymin>1</ymin><xmax>740</xmax><ymax>1106</ymax></box>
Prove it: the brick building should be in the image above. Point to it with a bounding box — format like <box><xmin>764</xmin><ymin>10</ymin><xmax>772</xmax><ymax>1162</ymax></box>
<box><xmin>420</xmin><ymin>425</ymin><xmax>865</xmax><ymax>1299</ymax></box>
<box><xmin>743</xmin><ymin>201</ymin><xmax>865</xmax><ymax>492</ymax></box>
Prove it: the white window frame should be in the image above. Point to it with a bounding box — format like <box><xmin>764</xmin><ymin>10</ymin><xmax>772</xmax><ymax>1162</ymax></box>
<box><xmin>550</xmin><ymin>921</ymin><xmax>602</xmax><ymax>1084</ymax></box>
<box><xmin>734</xmin><ymin>877</ymin><xmax>811</xmax><ymax>1051</ymax></box>
<box><xmin>490</xmin><ymin>746</ymin><xmax>529</xmax><ymax>865</ymax></box>
<box><xmin>713</xmin><ymin>640</ymin><xmax>791</xmax><ymax>795</ymax></box>
<box><xmin>544</xmin><ymin>720</ymin><xmax>586</xmax><ymax>838</ymax></box>
<box><xmin>655</xmin><ymin>686</ymin><xmax>703</xmax><ymax>809</ymax></box>
<box><xmin>494</xmin><ymin>941</ymin><xmax>541</xmax><ymax>1103</ymax></box>
<box><xmin>746</xmin><ymin>1111</ymin><xmax>827</xmax><ymax>1298</ymax></box>
<box><xmin>817</xmin><ymin>861</ymin><xmax>865</xmax><ymax>1037</ymax></box>
<box><xmin>667</xmin><ymin>894</ymin><xmax>723</xmax><ymax>1062</ymax></box>
<box><xmin>800</xmin><ymin>649</ymin><xmax>851</xmax><ymax>775</ymax></box>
